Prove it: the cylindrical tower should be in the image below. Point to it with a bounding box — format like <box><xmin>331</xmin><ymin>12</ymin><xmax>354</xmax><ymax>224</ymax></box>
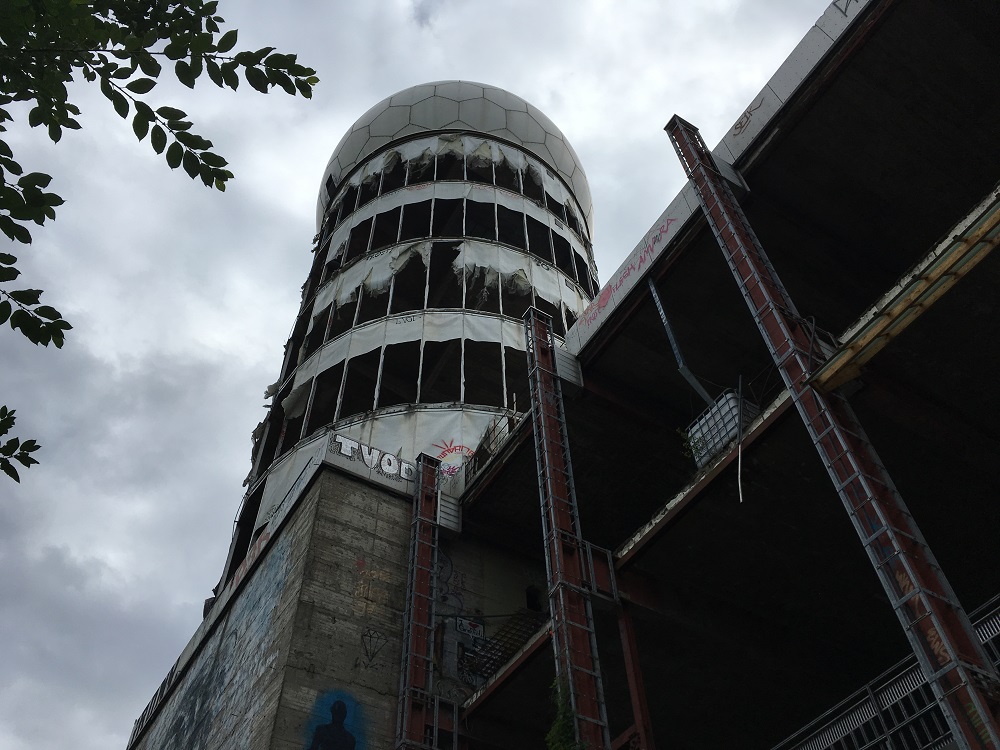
<box><xmin>243</xmin><ymin>81</ymin><xmax>596</xmax><ymax>535</ymax></box>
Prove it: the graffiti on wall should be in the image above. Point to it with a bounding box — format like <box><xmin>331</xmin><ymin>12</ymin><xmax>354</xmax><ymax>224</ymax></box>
<box><xmin>432</xmin><ymin>438</ymin><xmax>474</xmax><ymax>477</ymax></box>
<box><xmin>304</xmin><ymin>691</ymin><xmax>367</xmax><ymax>750</ymax></box>
<box><xmin>134</xmin><ymin>531</ymin><xmax>292</xmax><ymax>750</ymax></box>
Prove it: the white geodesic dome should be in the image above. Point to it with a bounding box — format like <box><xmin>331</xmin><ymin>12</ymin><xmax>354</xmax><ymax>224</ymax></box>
<box><xmin>317</xmin><ymin>80</ymin><xmax>594</xmax><ymax>235</ymax></box>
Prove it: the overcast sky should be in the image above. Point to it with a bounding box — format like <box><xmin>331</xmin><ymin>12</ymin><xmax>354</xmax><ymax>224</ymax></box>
<box><xmin>1</xmin><ymin>2</ymin><xmax>833</xmax><ymax>748</ymax></box>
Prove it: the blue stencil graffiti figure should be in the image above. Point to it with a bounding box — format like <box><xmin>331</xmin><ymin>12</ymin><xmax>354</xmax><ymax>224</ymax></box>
<box><xmin>308</xmin><ymin>700</ymin><xmax>357</xmax><ymax>750</ymax></box>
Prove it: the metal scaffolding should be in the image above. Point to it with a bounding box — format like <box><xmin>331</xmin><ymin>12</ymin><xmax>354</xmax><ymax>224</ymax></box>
<box><xmin>666</xmin><ymin>115</ymin><xmax>1000</xmax><ymax>750</ymax></box>
<box><xmin>524</xmin><ymin>307</ymin><xmax>611</xmax><ymax>750</ymax></box>
<box><xmin>396</xmin><ymin>455</ymin><xmax>458</xmax><ymax>750</ymax></box>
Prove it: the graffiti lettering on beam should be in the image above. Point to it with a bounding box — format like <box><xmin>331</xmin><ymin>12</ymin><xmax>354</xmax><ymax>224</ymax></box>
<box><xmin>733</xmin><ymin>96</ymin><xmax>764</xmax><ymax>137</ymax></box>
<box><xmin>579</xmin><ymin>218</ymin><xmax>677</xmax><ymax>330</ymax></box>
<box><xmin>329</xmin><ymin>434</ymin><xmax>417</xmax><ymax>481</ymax></box>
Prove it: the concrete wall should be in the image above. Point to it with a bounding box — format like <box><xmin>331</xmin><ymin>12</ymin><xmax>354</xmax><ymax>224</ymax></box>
<box><xmin>131</xmin><ymin>472</ymin><xmax>321</xmax><ymax>750</ymax></box>
<box><xmin>272</xmin><ymin>469</ymin><xmax>412</xmax><ymax>750</ymax></box>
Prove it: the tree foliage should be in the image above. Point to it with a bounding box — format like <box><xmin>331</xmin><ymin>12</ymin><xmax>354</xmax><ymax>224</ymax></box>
<box><xmin>0</xmin><ymin>0</ymin><xmax>318</xmax><ymax>481</ymax></box>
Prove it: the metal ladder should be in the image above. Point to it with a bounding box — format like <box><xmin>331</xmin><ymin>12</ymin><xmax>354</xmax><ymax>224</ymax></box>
<box><xmin>396</xmin><ymin>455</ymin><xmax>459</xmax><ymax>749</ymax></box>
<box><xmin>665</xmin><ymin>115</ymin><xmax>1000</xmax><ymax>750</ymax></box>
<box><xmin>524</xmin><ymin>307</ymin><xmax>611</xmax><ymax>749</ymax></box>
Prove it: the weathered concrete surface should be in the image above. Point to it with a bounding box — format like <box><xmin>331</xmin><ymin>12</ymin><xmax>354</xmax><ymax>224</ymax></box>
<box><xmin>131</xmin><ymin>469</ymin><xmax>320</xmax><ymax>750</ymax></box>
<box><xmin>272</xmin><ymin>469</ymin><xmax>412</xmax><ymax>750</ymax></box>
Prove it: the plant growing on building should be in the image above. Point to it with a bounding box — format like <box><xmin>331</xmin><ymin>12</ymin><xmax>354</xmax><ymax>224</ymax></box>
<box><xmin>546</xmin><ymin>677</ymin><xmax>584</xmax><ymax>750</ymax></box>
<box><xmin>0</xmin><ymin>0</ymin><xmax>318</xmax><ymax>481</ymax></box>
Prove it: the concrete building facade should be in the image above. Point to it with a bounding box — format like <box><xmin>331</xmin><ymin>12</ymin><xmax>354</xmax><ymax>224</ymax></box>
<box><xmin>128</xmin><ymin>1</ymin><xmax>1000</xmax><ymax>749</ymax></box>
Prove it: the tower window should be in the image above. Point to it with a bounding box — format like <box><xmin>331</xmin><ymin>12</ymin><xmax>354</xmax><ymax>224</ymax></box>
<box><xmin>497</xmin><ymin>205</ymin><xmax>526</xmax><ymax>250</ymax></box>
<box><xmin>371</xmin><ymin>207</ymin><xmax>402</xmax><ymax>252</ymax></box>
<box><xmin>427</xmin><ymin>243</ymin><xmax>463</xmax><ymax>309</ymax></box>
<box><xmin>389</xmin><ymin>251</ymin><xmax>428</xmax><ymax>314</ymax></box>
<box><xmin>340</xmin><ymin>349</ymin><xmax>381</xmax><ymax>419</ymax></box>
<box><xmin>436</xmin><ymin>152</ymin><xmax>464</xmax><ymax>181</ymax></box>
<box><xmin>378</xmin><ymin>341</ymin><xmax>421</xmax><ymax>408</ymax></box>
<box><xmin>400</xmin><ymin>200</ymin><xmax>432</xmax><ymax>241</ymax></box>
<box><xmin>345</xmin><ymin>217</ymin><xmax>373</xmax><ymax>265</ymax></box>
<box><xmin>432</xmin><ymin>198</ymin><xmax>463</xmax><ymax>238</ymax></box>
<box><xmin>526</xmin><ymin>215</ymin><xmax>553</xmax><ymax>263</ymax></box>
<box><xmin>465</xmin><ymin>200</ymin><xmax>495</xmax><ymax>241</ymax></box>
<box><xmin>421</xmin><ymin>340</ymin><xmax>461</xmax><ymax>403</ymax></box>
<box><xmin>463</xmin><ymin>340</ymin><xmax>504</xmax><ymax>408</ymax></box>
<box><xmin>306</xmin><ymin>362</ymin><xmax>344</xmax><ymax>435</ymax></box>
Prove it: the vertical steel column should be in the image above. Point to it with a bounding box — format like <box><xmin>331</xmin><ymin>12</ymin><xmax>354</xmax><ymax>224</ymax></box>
<box><xmin>665</xmin><ymin>115</ymin><xmax>1000</xmax><ymax>750</ymax></box>
<box><xmin>397</xmin><ymin>455</ymin><xmax>456</xmax><ymax>750</ymax></box>
<box><xmin>618</xmin><ymin>604</ymin><xmax>656</xmax><ymax>750</ymax></box>
<box><xmin>524</xmin><ymin>307</ymin><xmax>611</xmax><ymax>750</ymax></box>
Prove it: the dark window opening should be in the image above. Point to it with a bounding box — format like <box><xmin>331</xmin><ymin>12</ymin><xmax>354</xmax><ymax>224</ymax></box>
<box><xmin>566</xmin><ymin>208</ymin><xmax>582</xmax><ymax>237</ymax></box>
<box><xmin>504</xmin><ymin>346</ymin><xmax>529</xmax><ymax>413</ymax></box>
<box><xmin>501</xmin><ymin>272</ymin><xmax>532</xmax><ymax>321</ymax></box>
<box><xmin>552</xmin><ymin>231</ymin><xmax>575</xmax><ymax>280</ymax></box>
<box><xmin>371</xmin><ymin>207</ymin><xmax>401</xmax><ymax>252</ymax></box>
<box><xmin>465</xmin><ymin>200</ymin><xmax>495</xmax><ymax>240</ymax></box>
<box><xmin>522</xmin><ymin>165</ymin><xmax>544</xmax><ymax>203</ymax></box>
<box><xmin>390</xmin><ymin>253</ymin><xmax>427</xmax><ymax>314</ymax></box>
<box><xmin>545</xmin><ymin>192</ymin><xmax>566</xmax><ymax>221</ymax></box>
<box><xmin>497</xmin><ymin>205</ymin><xmax>526</xmax><ymax>250</ymax></box>
<box><xmin>331</xmin><ymin>201</ymin><xmax>345</xmax><ymax>230</ymax></box>
<box><xmin>432</xmin><ymin>198</ymin><xmax>463</xmax><ymax>238</ymax></box>
<box><xmin>303</xmin><ymin>304</ymin><xmax>332</xmax><ymax>359</ymax></box>
<box><xmin>284</xmin><ymin>311</ymin><xmax>310</xmax><ymax>379</ymax></box>
<box><xmin>306</xmin><ymin>362</ymin><xmax>344</xmax><ymax>435</ymax></box>
<box><xmin>495</xmin><ymin>160</ymin><xmax>520</xmax><ymax>193</ymax></box>
<box><xmin>535</xmin><ymin>297</ymin><xmax>564</xmax><ymax>338</ymax></box>
<box><xmin>464</xmin><ymin>340</ymin><xmax>504</xmax><ymax>407</ymax></box>
<box><xmin>378</xmin><ymin>341</ymin><xmax>420</xmax><ymax>408</ymax></box>
<box><xmin>340</xmin><ymin>184</ymin><xmax>359</xmax><ymax>220</ymax></box>
<box><xmin>591</xmin><ymin>274</ymin><xmax>600</xmax><ymax>299</ymax></box>
<box><xmin>381</xmin><ymin>155</ymin><xmax>406</xmax><ymax>193</ymax></box>
<box><xmin>436</xmin><ymin>152</ymin><xmax>464</xmax><ymax>181</ymax></box>
<box><xmin>421</xmin><ymin>340</ymin><xmax>461</xmax><ymax>403</ymax></box>
<box><xmin>564</xmin><ymin>305</ymin><xmax>578</xmax><ymax>330</ymax></box>
<box><xmin>407</xmin><ymin>154</ymin><xmax>434</xmax><ymax>186</ymax></box>
<box><xmin>303</xmin><ymin>250</ymin><xmax>325</xmax><ymax>301</ymax></box>
<box><xmin>574</xmin><ymin>253</ymin><xmax>592</xmax><ymax>296</ymax></box>
<box><xmin>358</xmin><ymin>174</ymin><xmax>380</xmax><ymax>208</ymax></box>
<box><xmin>256</xmin><ymin>408</ymin><xmax>283</xmax><ymax>475</ymax></box>
<box><xmin>322</xmin><ymin>252</ymin><xmax>341</xmax><ymax>285</ymax></box>
<box><xmin>400</xmin><ymin>200</ymin><xmax>432</xmax><ymax>241</ymax></box>
<box><xmin>345</xmin><ymin>217</ymin><xmax>373</xmax><ymax>265</ymax></box>
<box><xmin>356</xmin><ymin>285</ymin><xmax>389</xmax><ymax>325</ymax></box>
<box><xmin>328</xmin><ymin>295</ymin><xmax>359</xmax><ymax>340</ymax></box>
<box><xmin>224</xmin><ymin>485</ymin><xmax>264</xmax><ymax>585</ymax></box>
<box><xmin>466</xmin><ymin>155</ymin><xmax>493</xmax><ymax>184</ymax></box>
<box><xmin>466</xmin><ymin>266</ymin><xmax>500</xmax><ymax>314</ymax></box>
<box><xmin>525</xmin><ymin>585</ymin><xmax>543</xmax><ymax>612</ymax></box>
<box><xmin>427</xmin><ymin>243</ymin><xmax>463</xmax><ymax>309</ymax></box>
<box><xmin>278</xmin><ymin>411</ymin><xmax>305</xmax><ymax>457</ymax></box>
<box><xmin>324</xmin><ymin>176</ymin><xmax>336</xmax><ymax>200</ymax></box>
<box><xmin>340</xmin><ymin>349</ymin><xmax>381</xmax><ymax>419</ymax></box>
<box><xmin>526</xmin><ymin>215</ymin><xmax>553</xmax><ymax>263</ymax></box>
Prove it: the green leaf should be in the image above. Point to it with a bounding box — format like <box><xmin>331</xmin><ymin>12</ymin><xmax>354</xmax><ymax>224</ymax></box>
<box><xmin>1</xmin><ymin>459</ymin><xmax>20</xmax><ymax>483</ymax></box>
<box><xmin>294</xmin><ymin>79</ymin><xmax>313</xmax><ymax>99</ymax></box>
<box><xmin>167</xmin><ymin>120</ymin><xmax>193</xmax><ymax>131</ymax></box>
<box><xmin>18</xmin><ymin>173</ymin><xmax>51</xmax><ymax>189</ymax></box>
<box><xmin>133</xmin><ymin>112</ymin><xmax>149</xmax><ymax>139</ymax></box>
<box><xmin>138</xmin><ymin>54</ymin><xmax>162</xmax><ymax>77</ymax></box>
<box><xmin>221</xmin><ymin>64</ymin><xmax>239</xmax><ymax>90</ymax></box>
<box><xmin>175</xmin><ymin>60</ymin><xmax>196</xmax><ymax>89</ymax></box>
<box><xmin>199</xmin><ymin>152</ymin><xmax>227</xmax><ymax>168</ymax></box>
<box><xmin>33</xmin><ymin>305</ymin><xmax>60</xmax><ymax>320</ymax></box>
<box><xmin>0</xmin><ymin>301</ymin><xmax>10</xmax><ymax>325</ymax></box>
<box><xmin>9</xmin><ymin>289</ymin><xmax>42</xmax><ymax>305</ymax></box>
<box><xmin>0</xmin><ymin>253</ymin><xmax>15</xmax><ymax>265</ymax></box>
<box><xmin>112</xmin><ymin>92</ymin><xmax>129</xmax><ymax>118</ymax></box>
<box><xmin>205</xmin><ymin>59</ymin><xmax>224</xmax><ymax>87</ymax></box>
<box><xmin>0</xmin><ymin>267</ymin><xmax>19</xmax><ymax>283</ymax></box>
<box><xmin>182</xmin><ymin>149</ymin><xmax>200</xmax><ymax>178</ymax></box>
<box><xmin>28</xmin><ymin>106</ymin><xmax>44</xmax><ymax>128</ymax></box>
<box><xmin>166</xmin><ymin>142</ymin><xmax>183</xmax><ymax>169</ymax></box>
<box><xmin>150</xmin><ymin>125</ymin><xmax>167</xmax><ymax>154</ymax></box>
<box><xmin>125</xmin><ymin>78</ymin><xmax>157</xmax><ymax>94</ymax></box>
<box><xmin>15</xmin><ymin>453</ymin><xmax>39</xmax><ymax>468</ymax></box>
<box><xmin>174</xmin><ymin>131</ymin><xmax>211</xmax><ymax>150</ymax></box>
<box><xmin>1</xmin><ymin>438</ymin><xmax>18</xmax><ymax>457</ymax></box>
<box><xmin>267</xmin><ymin>69</ymin><xmax>296</xmax><ymax>95</ymax></box>
<box><xmin>216</xmin><ymin>29</ymin><xmax>238</xmax><ymax>53</ymax></box>
<box><xmin>245</xmin><ymin>66</ymin><xmax>269</xmax><ymax>93</ymax></box>
<box><xmin>156</xmin><ymin>106</ymin><xmax>186</xmax><ymax>120</ymax></box>
<box><xmin>47</xmin><ymin>122</ymin><xmax>62</xmax><ymax>143</ymax></box>
<box><xmin>20</xmin><ymin>439</ymin><xmax>39</xmax><ymax>453</ymax></box>
<box><xmin>0</xmin><ymin>216</ymin><xmax>31</xmax><ymax>244</ymax></box>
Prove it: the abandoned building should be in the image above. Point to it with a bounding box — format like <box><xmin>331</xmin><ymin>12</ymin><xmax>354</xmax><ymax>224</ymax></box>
<box><xmin>126</xmin><ymin>1</ymin><xmax>1000</xmax><ymax>748</ymax></box>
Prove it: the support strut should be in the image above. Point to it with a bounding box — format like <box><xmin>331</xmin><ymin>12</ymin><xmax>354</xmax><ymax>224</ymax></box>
<box><xmin>666</xmin><ymin>115</ymin><xmax>1000</xmax><ymax>750</ymax></box>
<box><xmin>396</xmin><ymin>455</ymin><xmax>457</xmax><ymax>749</ymax></box>
<box><xmin>525</xmin><ymin>307</ymin><xmax>611</xmax><ymax>750</ymax></box>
